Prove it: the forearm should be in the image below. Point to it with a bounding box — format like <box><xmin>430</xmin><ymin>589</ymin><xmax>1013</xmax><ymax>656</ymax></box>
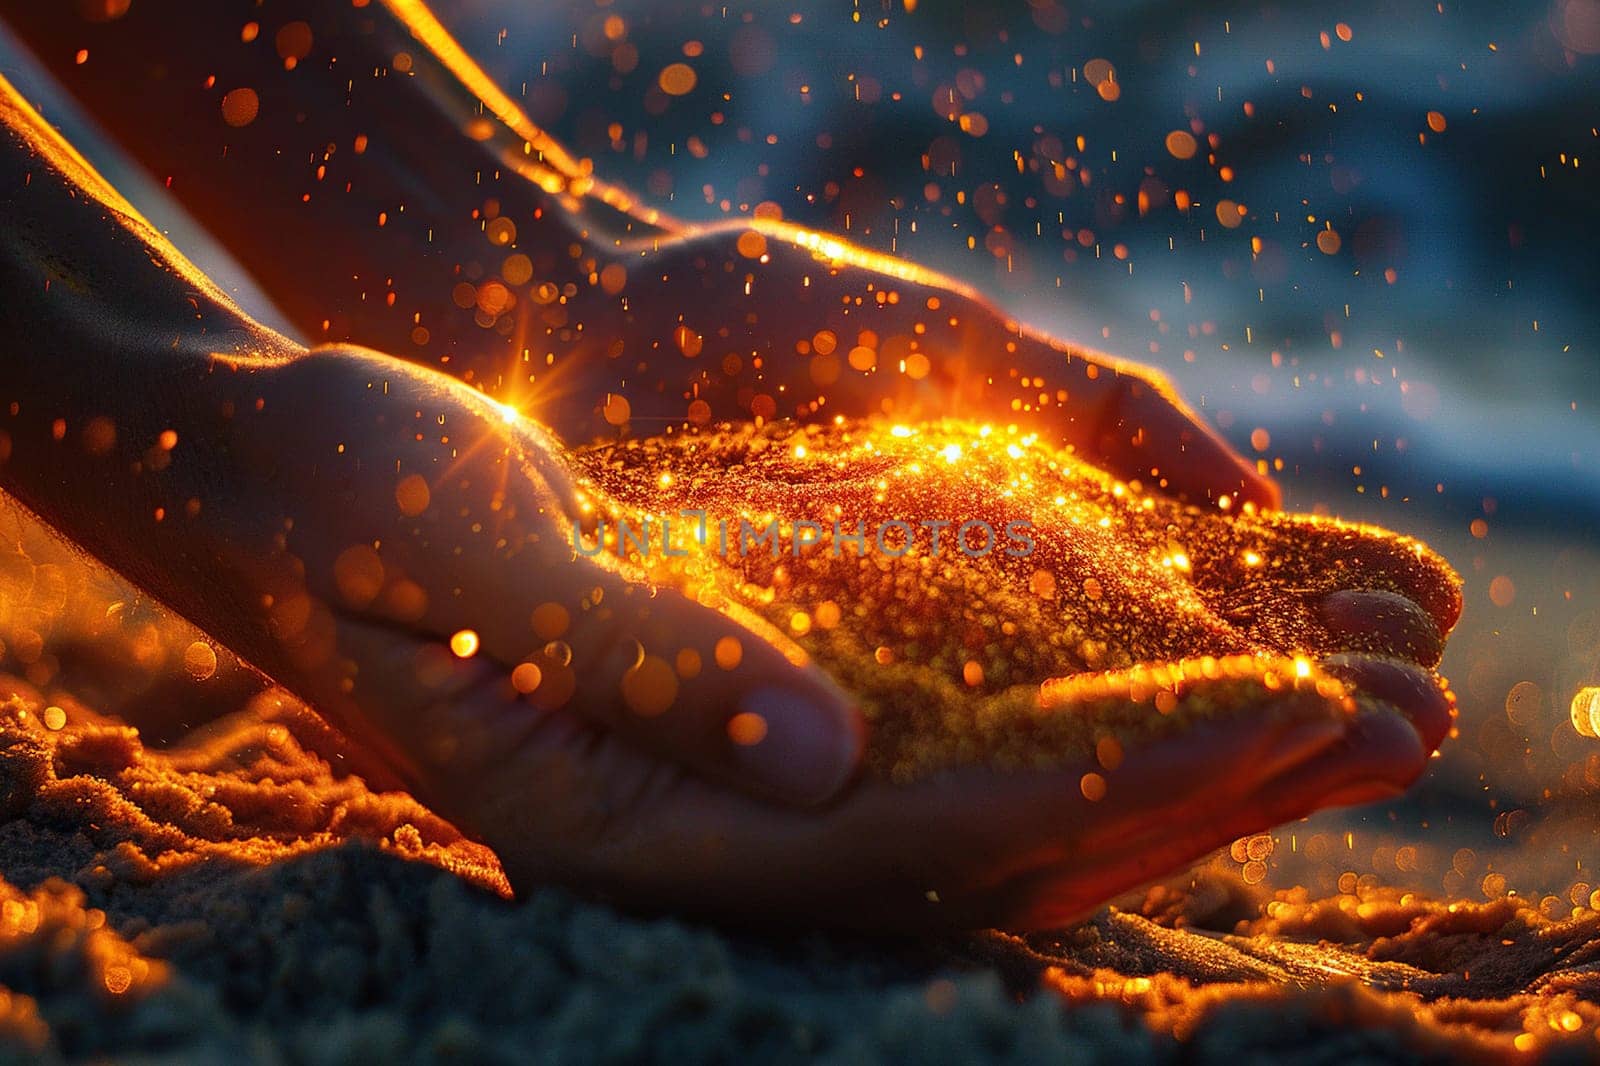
<box><xmin>0</xmin><ymin>0</ymin><xmax>652</xmax><ymax>373</ymax></box>
<box><xmin>0</xmin><ymin>73</ymin><xmax>311</xmax><ymax>678</ymax></box>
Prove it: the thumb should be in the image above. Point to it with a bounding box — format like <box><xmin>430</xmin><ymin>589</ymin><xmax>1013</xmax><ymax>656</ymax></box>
<box><xmin>412</xmin><ymin>548</ymin><xmax>865</xmax><ymax>807</ymax></box>
<box><xmin>532</xmin><ymin>573</ymin><xmax>865</xmax><ymax>807</ymax></box>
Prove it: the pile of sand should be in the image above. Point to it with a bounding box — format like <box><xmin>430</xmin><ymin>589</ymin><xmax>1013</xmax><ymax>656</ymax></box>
<box><xmin>577</xmin><ymin>419</ymin><xmax>1455</xmax><ymax>781</ymax></box>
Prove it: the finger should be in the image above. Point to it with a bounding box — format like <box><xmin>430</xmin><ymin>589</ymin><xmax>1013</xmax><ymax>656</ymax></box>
<box><xmin>1269</xmin><ymin>514</ymin><xmax>1464</xmax><ymax>636</ymax></box>
<box><xmin>378</xmin><ymin>529</ymin><xmax>865</xmax><ymax>810</ymax></box>
<box><xmin>985</xmin><ymin>703</ymin><xmax>1423</xmax><ymax>930</ymax></box>
<box><xmin>1316</xmin><ymin>589</ymin><xmax>1444</xmax><ymax>667</ymax></box>
<box><xmin>508</xmin><ymin>655</ymin><xmax>1430</xmax><ymax>933</ymax></box>
<box><xmin>1081</xmin><ymin>367</ymin><xmax>1280</xmax><ymax>510</ymax></box>
<box><xmin>500</xmin><ymin>574</ymin><xmax>864</xmax><ymax>808</ymax></box>
<box><xmin>1320</xmin><ymin>653</ymin><xmax>1456</xmax><ymax>752</ymax></box>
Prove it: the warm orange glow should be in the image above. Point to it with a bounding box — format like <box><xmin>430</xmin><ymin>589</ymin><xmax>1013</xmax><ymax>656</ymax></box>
<box><xmin>449</xmin><ymin>629</ymin><xmax>480</xmax><ymax>658</ymax></box>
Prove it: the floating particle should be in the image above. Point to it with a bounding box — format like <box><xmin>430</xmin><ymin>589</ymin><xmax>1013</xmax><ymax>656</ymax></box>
<box><xmin>395</xmin><ymin>474</ymin><xmax>431</xmax><ymax>516</ymax></box>
<box><xmin>658</xmin><ymin>63</ymin><xmax>697</xmax><ymax>96</ymax></box>
<box><xmin>1554</xmin><ymin>0</ymin><xmax>1600</xmax><ymax>53</ymax></box>
<box><xmin>83</xmin><ymin>0</ymin><xmax>131</xmax><ymax>20</ymax></box>
<box><xmin>221</xmin><ymin>87</ymin><xmax>260</xmax><ymax>127</ymax></box>
<box><xmin>1316</xmin><ymin>229</ymin><xmax>1342</xmax><ymax>255</ymax></box>
<box><xmin>1095</xmin><ymin>735</ymin><xmax>1124</xmax><ymax>770</ymax></box>
<box><xmin>275</xmin><ymin>20</ymin><xmax>313</xmax><ymax>64</ymax></box>
<box><xmin>808</xmin><ymin>353</ymin><xmax>840</xmax><ymax>386</ymax></box>
<box><xmin>674</xmin><ymin>326</ymin><xmax>704</xmax><ymax>358</ymax></box>
<box><xmin>1571</xmin><ymin>686</ymin><xmax>1600</xmax><ymax>738</ymax></box>
<box><xmin>333</xmin><ymin>545</ymin><xmax>385</xmax><ymax>607</ymax></box>
<box><xmin>1426</xmin><ymin>110</ymin><xmax>1447</xmax><ymax>133</ymax></box>
<box><xmin>485</xmin><ymin>216</ymin><xmax>517</xmax><ymax>246</ymax></box>
<box><xmin>82</xmin><ymin>416</ymin><xmax>117</xmax><ymax>455</ymax></box>
<box><xmin>599</xmin><ymin>263</ymin><xmax>627</xmax><ymax>294</ymax></box>
<box><xmin>530</xmin><ymin>602</ymin><xmax>570</xmax><ymax>640</ymax></box>
<box><xmin>1488</xmin><ymin>575</ymin><xmax>1516</xmax><ymax>607</ymax></box>
<box><xmin>621</xmin><ymin>655</ymin><xmax>678</xmax><ymax>716</ymax></box>
<box><xmin>1505</xmin><ymin>681</ymin><xmax>1542</xmax><ymax>726</ymax></box>
<box><xmin>383</xmin><ymin>579</ymin><xmax>428</xmax><ymax>623</ymax></box>
<box><xmin>502</xmin><ymin>253</ymin><xmax>533</xmax><ymax>285</ymax></box>
<box><xmin>714</xmin><ymin>635</ymin><xmax>743</xmax><ymax>670</ymax></box>
<box><xmin>1164</xmin><ymin>130</ymin><xmax>1197</xmax><ymax>160</ymax></box>
<box><xmin>603</xmin><ymin>394</ymin><xmax>632</xmax><ymax>426</ymax></box>
<box><xmin>449</xmin><ymin>629</ymin><xmax>480</xmax><ymax>659</ymax></box>
<box><xmin>727</xmin><ymin>711</ymin><xmax>769</xmax><ymax>746</ymax></box>
<box><xmin>511</xmin><ymin>662</ymin><xmax>543</xmax><ymax>694</ymax></box>
<box><xmin>475</xmin><ymin>281</ymin><xmax>513</xmax><ymax>315</ymax></box>
<box><xmin>183</xmin><ymin>641</ymin><xmax>218</xmax><ymax>681</ymax></box>
<box><xmin>43</xmin><ymin>705</ymin><xmax>66</xmax><ymax>730</ymax></box>
<box><xmin>735</xmin><ymin>230</ymin><xmax>768</xmax><ymax>259</ymax></box>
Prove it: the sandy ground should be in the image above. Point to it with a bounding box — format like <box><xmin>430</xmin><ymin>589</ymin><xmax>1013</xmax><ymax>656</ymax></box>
<box><xmin>6</xmin><ymin>683</ymin><xmax>1600</xmax><ymax>1064</ymax></box>
<box><xmin>1</xmin><ymin>504</ymin><xmax>1600</xmax><ymax>1064</ymax></box>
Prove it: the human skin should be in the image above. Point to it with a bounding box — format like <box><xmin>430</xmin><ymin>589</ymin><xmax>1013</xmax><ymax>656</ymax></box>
<box><xmin>0</xmin><ymin>0</ymin><xmax>1290</xmax><ymax>808</ymax></box>
<box><xmin>0</xmin><ymin>0</ymin><xmax>1274</xmax><ymax>506</ymax></box>
<box><xmin>0</xmin><ymin>4</ymin><xmax>1456</xmax><ymax>930</ymax></box>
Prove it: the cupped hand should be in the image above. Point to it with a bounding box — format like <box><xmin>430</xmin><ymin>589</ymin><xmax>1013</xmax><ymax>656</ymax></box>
<box><xmin>522</xmin><ymin>218</ymin><xmax>1277</xmax><ymax>513</ymax></box>
<box><xmin>212</xmin><ymin>353</ymin><xmax>1453</xmax><ymax>933</ymax></box>
<box><xmin>192</xmin><ymin>349</ymin><xmax>863</xmax><ymax>811</ymax></box>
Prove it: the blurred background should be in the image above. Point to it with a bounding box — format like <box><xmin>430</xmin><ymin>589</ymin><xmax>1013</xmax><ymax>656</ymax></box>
<box><xmin>2</xmin><ymin>0</ymin><xmax>1599</xmax><ymax>911</ymax></box>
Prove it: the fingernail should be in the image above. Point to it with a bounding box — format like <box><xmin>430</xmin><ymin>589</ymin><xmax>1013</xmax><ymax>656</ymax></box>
<box><xmin>729</xmin><ymin>687</ymin><xmax>862</xmax><ymax>805</ymax></box>
<box><xmin>1317</xmin><ymin>589</ymin><xmax>1443</xmax><ymax>667</ymax></box>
